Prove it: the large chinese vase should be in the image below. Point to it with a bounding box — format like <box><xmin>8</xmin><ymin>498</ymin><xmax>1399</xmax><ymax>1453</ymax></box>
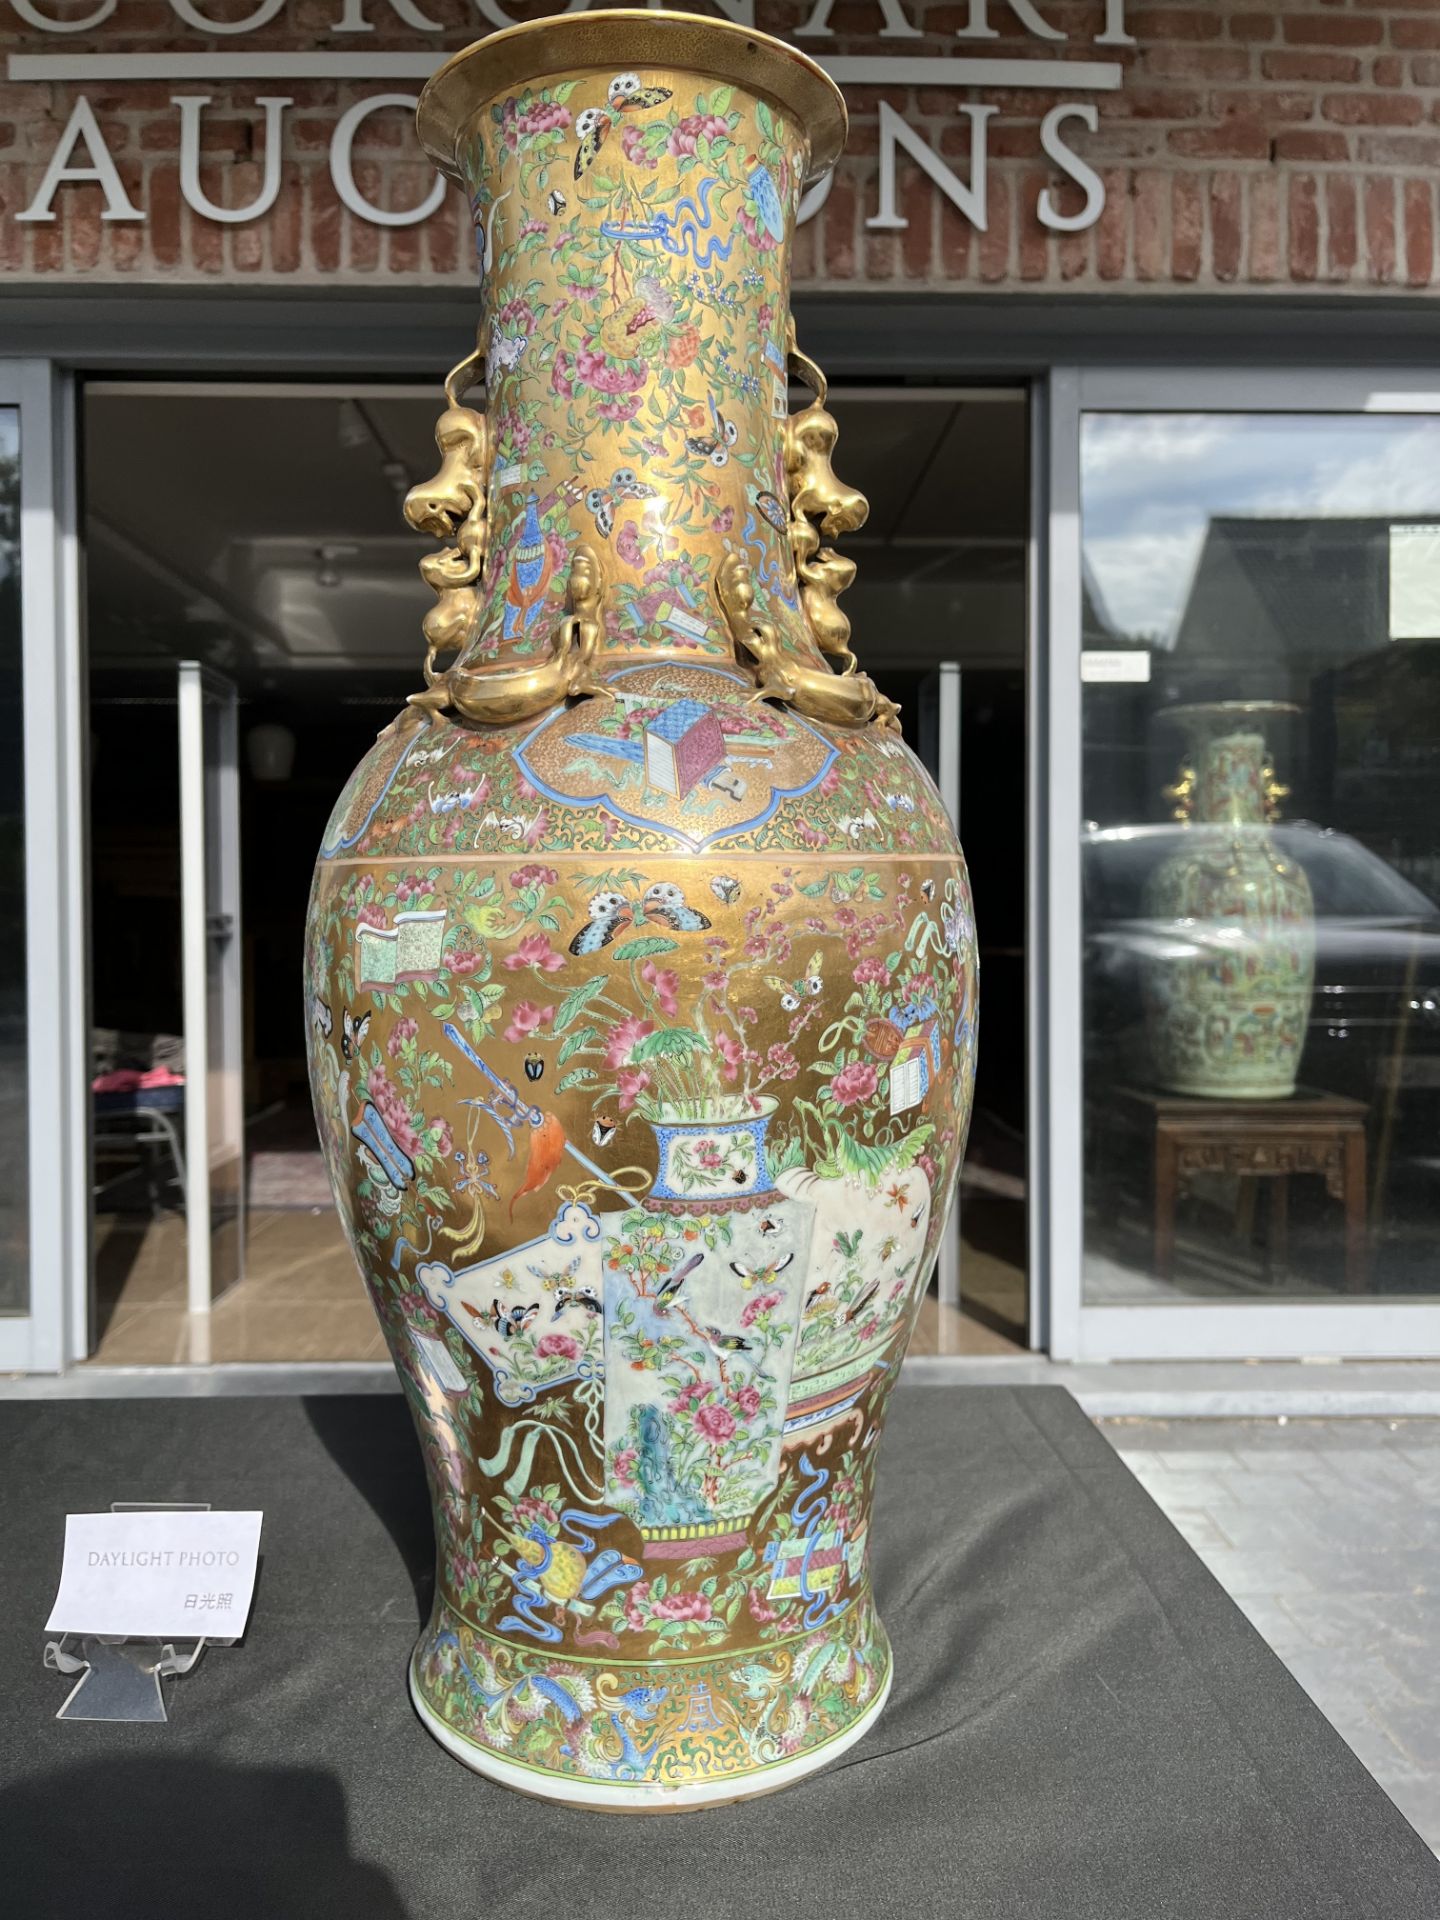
<box><xmin>305</xmin><ymin>10</ymin><xmax>976</xmax><ymax>1811</ymax></box>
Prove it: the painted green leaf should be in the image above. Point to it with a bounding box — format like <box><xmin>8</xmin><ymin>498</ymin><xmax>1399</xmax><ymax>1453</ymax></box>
<box><xmin>554</xmin><ymin>975</ymin><xmax>608</xmax><ymax>1031</ymax></box>
<box><xmin>557</xmin><ymin>1068</ymin><xmax>598</xmax><ymax>1092</ymax></box>
<box><xmin>557</xmin><ymin>1024</ymin><xmax>597</xmax><ymax>1066</ymax></box>
<box><xmin>630</xmin><ymin>1026</ymin><xmax>704</xmax><ymax>1062</ymax></box>
<box><xmin>611</xmin><ymin>935</ymin><xmax>678</xmax><ymax>961</ymax></box>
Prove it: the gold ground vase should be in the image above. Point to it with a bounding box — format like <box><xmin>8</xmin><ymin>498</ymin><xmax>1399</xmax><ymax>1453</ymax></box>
<box><xmin>305</xmin><ymin>10</ymin><xmax>976</xmax><ymax>1811</ymax></box>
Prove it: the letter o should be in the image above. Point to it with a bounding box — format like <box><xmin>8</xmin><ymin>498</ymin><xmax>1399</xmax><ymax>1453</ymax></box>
<box><xmin>166</xmin><ymin>0</ymin><xmax>287</xmax><ymax>32</ymax></box>
<box><xmin>330</xmin><ymin>94</ymin><xmax>446</xmax><ymax>227</ymax></box>
<box><xmin>10</xmin><ymin>0</ymin><xmax>117</xmax><ymax>29</ymax></box>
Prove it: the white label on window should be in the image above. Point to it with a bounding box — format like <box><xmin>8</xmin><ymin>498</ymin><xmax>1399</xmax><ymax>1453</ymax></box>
<box><xmin>1081</xmin><ymin>649</ymin><xmax>1151</xmax><ymax>683</ymax></box>
<box><xmin>46</xmin><ymin>1510</ymin><xmax>263</xmax><ymax>1639</ymax></box>
<box><xmin>1389</xmin><ymin>524</ymin><xmax>1440</xmax><ymax>640</ymax></box>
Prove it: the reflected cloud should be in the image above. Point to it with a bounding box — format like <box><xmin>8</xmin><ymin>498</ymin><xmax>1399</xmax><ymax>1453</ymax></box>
<box><xmin>1082</xmin><ymin>412</ymin><xmax>1440</xmax><ymax>642</ymax></box>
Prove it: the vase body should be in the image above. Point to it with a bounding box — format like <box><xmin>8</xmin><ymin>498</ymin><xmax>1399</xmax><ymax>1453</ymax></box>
<box><xmin>305</xmin><ymin>12</ymin><xmax>975</xmax><ymax>1812</ymax></box>
<box><xmin>1142</xmin><ymin>705</ymin><xmax>1315</xmax><ymax>1099</ymax></box>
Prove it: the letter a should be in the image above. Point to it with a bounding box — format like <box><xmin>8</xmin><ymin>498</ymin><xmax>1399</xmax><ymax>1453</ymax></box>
<box><xmin>18</xmin><ymin>96</ymin><xmax>142</xmax><ymax>222</ymax></box>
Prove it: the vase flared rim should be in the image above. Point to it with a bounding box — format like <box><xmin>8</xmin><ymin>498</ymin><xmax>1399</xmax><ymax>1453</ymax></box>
<box><xmin>1157</xmin><ymin>700</ymin><xmax>1302</xmax><ymax>728</ymax></box>
<box><xmin>417</xmin><ymin>8</ymin><xmax>847</xmax><ymax>187</ymax></box>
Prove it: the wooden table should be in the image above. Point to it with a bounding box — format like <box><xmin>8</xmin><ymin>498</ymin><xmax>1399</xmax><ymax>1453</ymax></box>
<box><xmin>1118</xmin><ymin>1087</ymin><xmax>1369</xmax><ymax>1294</ymax></box>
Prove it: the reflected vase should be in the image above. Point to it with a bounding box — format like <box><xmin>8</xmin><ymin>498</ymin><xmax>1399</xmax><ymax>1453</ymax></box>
<box><xmin>304</xmin><ymin>10</ymin><xmax>976</xmax><ymax>1811</ymax></box>
<box><xmin>1142</xmin><ymin>702</ymin><xmax>1315</xmax><ymax>1100</ymax></box>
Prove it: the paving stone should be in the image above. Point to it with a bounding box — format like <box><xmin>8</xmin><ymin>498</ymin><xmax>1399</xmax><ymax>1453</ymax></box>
<box><xmin>1190</xmin><ymin>1545</ymin><xmax>1318</xmax><ymax>1598</ymax></box>
<box><xmin>1159</xmin><ymin>1505</ymin><xmax>1235</xmax><ymax>1552</ymax></box>
<box><xmin>1100</xmin><ymin>1415</ymin><xmax>1440</xmax><ymax>1857</ymax></box>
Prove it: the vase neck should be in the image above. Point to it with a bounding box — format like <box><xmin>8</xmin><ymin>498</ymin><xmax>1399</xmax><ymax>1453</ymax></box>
<box><xmin>456</xmin><ymin>64</ymin><xmax>826</xmax><ymax>676</ymax></box>
<box><xmin>1193</xmin><ymin>729</ymin><xmax>1269</xmax><ymax>826</ymax></box>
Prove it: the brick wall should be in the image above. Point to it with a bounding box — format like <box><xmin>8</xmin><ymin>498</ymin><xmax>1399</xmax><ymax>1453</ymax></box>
<box><xmin>2</xmin><ymin>0</ymin><xmax>1440</xmax><ymax>291</ymax></box>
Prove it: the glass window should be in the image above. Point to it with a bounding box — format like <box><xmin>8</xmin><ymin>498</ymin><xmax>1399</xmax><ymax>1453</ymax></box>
<box><xmin>1082</xmin><ymin>412</ymin><xmax>1440</xmax><ymax>1305</ymax></box>
<box><xmin>0</xmin><ymin>407</ymin><xmax>28</xmax><ymax>1315</ymax></box>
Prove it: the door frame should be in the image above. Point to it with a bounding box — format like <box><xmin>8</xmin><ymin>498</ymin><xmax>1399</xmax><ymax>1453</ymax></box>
<box><xmin>1046</xmin><ymin>364</ymin><xmax>1440</xmax><ymax>1361</ymax></box>
<box><xmin>178</xmin><ymin>661</ymin><xmax>246</xmax><ymax>1331</ymax></box>
<box><xmin>0</xmin><ymin>360</ymin><xmax>88</xmax><ymax>1373</ymax></box>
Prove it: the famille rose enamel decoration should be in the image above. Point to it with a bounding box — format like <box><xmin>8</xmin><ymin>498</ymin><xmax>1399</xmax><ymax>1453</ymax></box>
<box><xmin>305</xmin><ymin>10</ymin><xmax>976</xmax><ymax>1811</ymax></box>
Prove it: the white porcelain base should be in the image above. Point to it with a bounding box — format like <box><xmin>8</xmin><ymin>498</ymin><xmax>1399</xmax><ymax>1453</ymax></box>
<box><xmin>408</xmin><ymin>1655</ymin><xmax>893</xmax><ymax>1814</ymax></box>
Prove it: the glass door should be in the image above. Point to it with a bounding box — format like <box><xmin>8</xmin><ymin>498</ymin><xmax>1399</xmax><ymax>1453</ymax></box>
<box><xmin>1049</xmin><ymin>369</ymin><xmax>1440</xmax><ymax>1359</ymax></box>
<box><xmin>841</xmin><ymin>388</ymin><xmax>1031</xmax><ymax>1357</ymax></box>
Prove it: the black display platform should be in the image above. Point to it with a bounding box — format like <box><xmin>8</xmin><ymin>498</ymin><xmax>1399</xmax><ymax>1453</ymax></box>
<box><xmin>3</xmin><ymin>1386</ymin><xmax>1436</xmax><ymax>1918</ymax></box>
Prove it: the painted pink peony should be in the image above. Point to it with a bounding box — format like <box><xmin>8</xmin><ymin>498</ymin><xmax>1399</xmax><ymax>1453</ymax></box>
<box><xmin>830</xmin><ymin>1060</ymin><xmax>878</xmax><ymax>1109</ymax></box>
<box><xmin>652</xmin><ymin>1589</ymin><xmax>712</xmax><ymax>1622</ymax></box>
<box><xmin>748</xmin><ymin>1585</ymin><xmax>780</xmax><ymax>1624</ymax></box>
<box><xmin>740</xmin><ymin>1289</ymin><xmax>782</xmax><ymax>1329</ymax></box>
<box><xmin>695</xmin><ymin>1402</ymin><xmax>736</xmax><ymax>1444</ymax></box>
<box><xmin>386</xmin><ymin>1016</ymin><xmax>419</xmax><ymax>1057</ymax></box>
<box><xmin>536</xmin><ymin>1331</ymin><xmax>579</xmax><ymax>1361</ymax></box>
<box><xmin>612</xmin><ymin>1446</ymin><xmax>638</xmax><ymax>1485</ymax></box>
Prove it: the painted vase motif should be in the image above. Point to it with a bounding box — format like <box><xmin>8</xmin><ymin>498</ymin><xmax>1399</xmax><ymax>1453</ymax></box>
<box><xmin>1142</xmin><ymin>702</ymin><xmax>1315</xmax><ymax>1100</ymax></box>
<box><xmin>305</xmin><ymin>11</ymin><xmax>976</xmax><ymax>1812</ymax></box>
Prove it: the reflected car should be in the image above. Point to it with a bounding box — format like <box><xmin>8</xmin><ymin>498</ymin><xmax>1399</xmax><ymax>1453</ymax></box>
<box><xmin>1082</xmin><ymin>822</ymin><xmax>1440</xmax><ymax>1113</ymax></box>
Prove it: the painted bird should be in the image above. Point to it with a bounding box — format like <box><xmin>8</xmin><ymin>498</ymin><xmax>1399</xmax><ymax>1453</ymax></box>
<box><xmin>844</xmin><ymin>1281</ymin><xmax>880</xmax><ymax>1325</ymax></box>
<box><xmin>568</xmin><ymin>890</ymin><xmax>631</xmax><ymax>956</ymax></box>
<box><xmin>502</xmin><ymin>492</ymin><xmax>555</xmax><ymax>641</ymax></box>
<box><xmin>654</xmin><ymin>1251</ymin><xmax>703</xmax><ymax>1313</ymax></box>
<box><xmin>641</xmin><ymin>881</ymin><xmax>712</xmax><ymax>934</ymax></box>
<box><xmin>704</xmin><ymin>1324</ymin><xmax>754</xmax><ymax>1354</ymax></box>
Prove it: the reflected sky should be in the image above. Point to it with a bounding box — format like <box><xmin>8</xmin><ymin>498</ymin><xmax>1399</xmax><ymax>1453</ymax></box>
<box><xmin>1082</xmin><ymin>412</ymin><xmax>1440</xmax><ymax>644</ymax></box>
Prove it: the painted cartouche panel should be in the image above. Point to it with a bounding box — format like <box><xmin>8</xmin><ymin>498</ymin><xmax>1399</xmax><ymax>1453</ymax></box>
<box><xmin>307</xmin><ymin>12</ymin><xmax>974</xmax><ymax>1809</ymax></box>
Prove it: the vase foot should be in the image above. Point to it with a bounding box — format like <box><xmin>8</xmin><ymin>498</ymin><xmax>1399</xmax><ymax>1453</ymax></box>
<box><xmin>408</xmin><ymin>1592</ymin><xmax>893</xmax><ymax>1812</ymax></box>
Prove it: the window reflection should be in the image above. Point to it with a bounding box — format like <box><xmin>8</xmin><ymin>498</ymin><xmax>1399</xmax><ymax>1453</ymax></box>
<box><xmin>1082</xmin><ymin>413</ymin><xmax>1440</xmax><ymax>1304</ymax></box>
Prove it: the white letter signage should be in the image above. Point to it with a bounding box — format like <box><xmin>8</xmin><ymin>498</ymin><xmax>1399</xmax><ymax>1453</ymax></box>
<box><xmin>16</xmin><ymin>96</ymin><xmax>142</xmax><ymax>223</ymax></box>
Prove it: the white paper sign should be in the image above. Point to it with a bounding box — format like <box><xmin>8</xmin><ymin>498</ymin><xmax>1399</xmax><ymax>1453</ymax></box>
<box><xmin>46</xmin><ymin>1510</ymin><xmax>263</xmax><ymax>1639</ymax></box>
<box><xmin>1081</xmin><ymin>649</ymin><xmax>1152</xmax><ymax>683</ymax></box>
<box><xmin>1389</xmin><ymin>524</ymin><xmax>1440</xmax><ymax>640</ymax></box>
